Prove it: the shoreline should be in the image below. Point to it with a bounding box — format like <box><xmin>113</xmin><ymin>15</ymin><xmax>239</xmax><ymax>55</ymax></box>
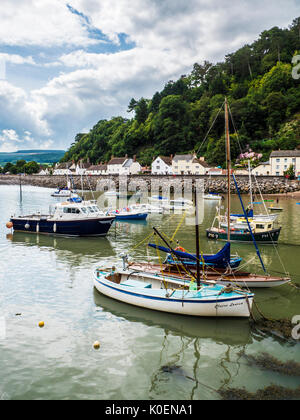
<box><xmin>0</xmin><ymin>174</ymin><xmax>299</xmax><ymax>196</ymax></box>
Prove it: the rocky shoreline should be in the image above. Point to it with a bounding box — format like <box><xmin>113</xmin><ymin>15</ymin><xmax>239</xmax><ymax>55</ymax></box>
<box><xmin>0</xmin><ymin>174</ymin><xmax>299</xmax><ymax>195</ymax></box>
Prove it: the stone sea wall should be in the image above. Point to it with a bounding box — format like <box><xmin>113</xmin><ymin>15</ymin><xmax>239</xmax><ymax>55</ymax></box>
<box><xmin>0</xmin><ymin>174</ymin><xmax>299</xmax><ymax>194</ymax></box>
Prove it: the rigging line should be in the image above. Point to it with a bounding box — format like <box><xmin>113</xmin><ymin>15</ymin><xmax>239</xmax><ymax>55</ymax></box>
<box><xmin>227</xmin><ymin>101</ymin><xmax>243</xmax><ymax>155</ymax></box>
<box><xmin>232</xmin><ymin>174</ymin><xmax>267</xmax><ymax>274</ymax></box>
<box><xmin>196</xmin><ymin>101</ymin><xmax>225</xmax><ymax>155</ymax></box>
<box><xmin>253</xmin><ymin>175</ymin><xmax>289</xmax><ymax>277</ymax></box>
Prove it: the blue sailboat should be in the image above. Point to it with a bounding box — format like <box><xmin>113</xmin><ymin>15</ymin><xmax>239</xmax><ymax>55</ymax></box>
<box><xmin>148</xmin><ymin>242</ymin><xmax>242</xmax><ymax>269</ymax></box>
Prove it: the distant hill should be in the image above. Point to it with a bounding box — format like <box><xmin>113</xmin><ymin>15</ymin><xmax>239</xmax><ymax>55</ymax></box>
<box><xmin>0</xmin><ymin>150</ymin><xmax>65</xmax><ymax>165</ymax></box>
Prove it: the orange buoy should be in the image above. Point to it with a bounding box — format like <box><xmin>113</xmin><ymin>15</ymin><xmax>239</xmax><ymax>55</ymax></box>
<box><xmin>6</xmin><ymin>222</ymin><xmax>13</xmax><ymax>229</ymax></box>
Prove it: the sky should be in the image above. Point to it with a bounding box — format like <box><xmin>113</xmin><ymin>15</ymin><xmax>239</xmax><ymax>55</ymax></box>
<box><xmin>0</xmin><ymin>0</ymin><xmax>299</xmax><ymax>153</ymax></box>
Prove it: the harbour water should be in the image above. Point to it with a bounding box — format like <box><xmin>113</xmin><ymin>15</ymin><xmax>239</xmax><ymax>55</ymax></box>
<box><xmin>0</xmin><ymin>185</ymin><xmax>299</xmax><ymax>400</ymax></box>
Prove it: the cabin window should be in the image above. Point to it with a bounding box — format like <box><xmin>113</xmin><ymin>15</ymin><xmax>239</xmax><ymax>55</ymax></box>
<box><xmin>268</xmin><ymin>224</ymin><xmax>272</xmax><ymax>229</ymax></box>
<box><xmin>256</xmin><ymin>224</ymin><xmax>265</xmax><ymax>229</ymax></box>
<box><xmin>81</xmin><ymin>207</ymin><xmax>87</xmax><ymax>213</ymax></box>
<box><xmin>87</xmin><ymin>207</ymin><xmax>95</xmax><ymax>213</ymax></box>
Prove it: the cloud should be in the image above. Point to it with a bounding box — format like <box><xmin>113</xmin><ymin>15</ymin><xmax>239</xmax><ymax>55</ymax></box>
<box><xmin>0</xmin><ymin>0</ymin><xmax>98</xmax><ymax>47</ymax></box>
<box><xmin>0</xmin><ymin>0</ymin><xmax>299</xmax><ymax>152</ymax></box>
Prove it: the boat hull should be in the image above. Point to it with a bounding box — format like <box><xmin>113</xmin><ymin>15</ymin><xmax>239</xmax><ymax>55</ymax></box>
<box><xmin>115</xmin><ymin>213</ymin><xmax>148</xmax><ymax>221</ymax></box>
<box><xmin>206</xmin><ymin>228</ymin><xmax>281</xmax><ymax>243</ymax></box>
<box><xmin>93</xmin><ymin>273</ymin><xmax>253</xmax><ymax>318</ymax></box>
<box><xmin>10</xmin><ymin>216</ymin><xmax>115</xmax><ymax>237</ymax></box>
<box><xmin>128</xmin><ymin>263</ymin><xmax>290</xmax><ymax>289</ymax></box>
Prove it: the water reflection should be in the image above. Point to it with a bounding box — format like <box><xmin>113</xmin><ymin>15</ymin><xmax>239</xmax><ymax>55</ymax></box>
<box><xmin>7</xmin><ymin>232</ymin><xmax>115</xmax><ymax>265</ymax></box>
<box><xmin>93</xmin><ymin>289</ymin><xmax>252</xmax><ymax>346</ymax></box>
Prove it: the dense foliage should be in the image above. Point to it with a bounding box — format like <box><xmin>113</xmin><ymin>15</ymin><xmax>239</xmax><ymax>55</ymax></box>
<box><xmin>0</xmin><ymin>160</ymin><xmax>41</xmax><ymax>175</ymax></box>
<box><xmin>62</xmin><ymin>18</ymin><xmax>300</xmax><ymax>167</ymax></box>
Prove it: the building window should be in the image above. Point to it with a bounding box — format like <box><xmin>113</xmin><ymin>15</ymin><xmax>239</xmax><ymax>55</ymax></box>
<box><xmin>276</xmin><ymin>158</ymin><xmax>280</xmax><ymax>162</ymax></box>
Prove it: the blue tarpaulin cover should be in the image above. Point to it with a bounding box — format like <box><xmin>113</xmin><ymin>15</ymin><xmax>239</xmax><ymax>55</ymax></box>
<box><xmin>148</xmin><ymin>242</ymin><xmax>231</xmax><ymax>266</ymax></box>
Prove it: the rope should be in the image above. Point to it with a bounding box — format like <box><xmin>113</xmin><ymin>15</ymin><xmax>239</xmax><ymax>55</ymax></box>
<box><xmin>196</xmin><ymin>101</ymin><xmax>225</xmax><ymax>155</ymax></box>
<box><xmin>170</xmin><ymin>211</ymin><xmax>187</xmax><ymax>242</ymax></box>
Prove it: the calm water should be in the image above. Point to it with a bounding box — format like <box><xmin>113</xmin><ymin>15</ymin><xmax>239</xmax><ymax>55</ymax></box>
<box><xmin>0</xmin><ymin>185</ymin><xmax>299</xmax><ymax>400</ymax></box>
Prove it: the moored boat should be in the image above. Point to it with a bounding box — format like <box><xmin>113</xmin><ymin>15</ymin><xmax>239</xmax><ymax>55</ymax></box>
<box><xmin>93</xmin><ymin>265</ymin><xmax>254</xmax><ymax>317</ymax></box>
<box><xmin>8</xmin><ymin>200</ymin><xmax>115</xmax><ymax>237</ymax></box>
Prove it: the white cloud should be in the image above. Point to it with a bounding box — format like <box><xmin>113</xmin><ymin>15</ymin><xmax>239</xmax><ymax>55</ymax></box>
<box><xmin>0</xmin><ymin>0</ymin><xmax>97</xmax><ymax>47</ymax></box>
<box><xmin>0</xmin><ymin>0</ymin><xmax>299</xmax><ymax>152</ymax></box>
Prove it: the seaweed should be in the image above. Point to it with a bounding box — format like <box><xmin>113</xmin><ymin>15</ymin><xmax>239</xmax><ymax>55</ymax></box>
<box><xmin>240</xmin><ymin>352</ymin><xmax>300</xmax><ymax>377</ymax></box>
<box><xmin>219</xmin><ymin>385</ymin><xmax>300</xmax><ymax>400</ymax></box>
<box><xmin>250</xmin><ymin>318</ymin><xmax>294</xmax><ymax>341</ymax></box>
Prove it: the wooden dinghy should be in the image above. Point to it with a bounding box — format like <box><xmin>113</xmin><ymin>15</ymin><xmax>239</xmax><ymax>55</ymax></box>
<box><xmin>127</xmin><ymin>262</ymin><xmax>290</xmax><ymax>289</ymax></box>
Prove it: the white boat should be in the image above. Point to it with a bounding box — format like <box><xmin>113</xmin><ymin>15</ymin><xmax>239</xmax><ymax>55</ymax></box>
<box><xmin>104</xmin><ymin>191</ymin><xmax>130</xmax><ymax>199</ymax></box>
<box><xmin>51</xmin><ymin>188</ymin><xmax>74</xmax><ymax>198</ymax></box>
<box><xmin>204</xmin><ymin>193</ymin><xmax>222</xmax><ymax>201</ymax></box>
<box><xmin>93</xmin><ymin>264</ymin><xmax>254</xmax><ymax>318</ymax></box>
<box><xmin>162</xmin><ymin>198</ymin><xmax>194</xmax><ymax>211</ymax></box>
<box><xmin>130</xmin><ymin>204</ymin><xmax>164</xmax><ymax>214</ymax></box>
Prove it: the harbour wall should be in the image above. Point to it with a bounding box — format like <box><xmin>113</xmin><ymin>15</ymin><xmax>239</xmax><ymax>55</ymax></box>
<box><xmin>0</xmin><ymin>174</ymin><xmax>299</xmax><ymax>194</ymax></box>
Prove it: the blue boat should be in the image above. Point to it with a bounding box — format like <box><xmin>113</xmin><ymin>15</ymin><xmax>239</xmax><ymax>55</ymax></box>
<box><xmin>9</xmin><ymin>200</ymin><xmax>115</xmax><ymax>237</ymax></box>
<box><xmin>111</xmin><ymin>208</ymin><xmax>148</xmax><ymax>221</ymax></box>
<box><xmin>148</xmin><ymin>242</ymin><xmax>242</xmax><ymax>269</ymax></box>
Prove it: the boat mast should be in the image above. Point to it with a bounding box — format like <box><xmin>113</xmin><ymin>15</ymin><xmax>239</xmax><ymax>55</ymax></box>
<box><xmin>248</xmin><ymin>160</ymin><xmax>253</xmax><ymax>210</ymax></box>
<box><xmin>225</xmin><ymin>97</ymin><xmax>231</xmax><ymax>242</ymax></box>
<box><xmin>195</xmin><ymin>189</ymin><xmax>201</xmax><ymax>289</ymax></box>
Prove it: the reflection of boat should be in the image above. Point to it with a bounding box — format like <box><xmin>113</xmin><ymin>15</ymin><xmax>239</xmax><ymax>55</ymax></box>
<box><xmin>93</xmin><ymin>289</ymin><xmax>252</xmax><ymax>346</ymax></box>
<box><xmin>8</xmin><ymin>232</ymin><xmax>115</xmax><ymax>261</ymax></box>
<box><xmin>9</xmin><ymin>200</ymin><xmax>115</xmax><ymax>237</ymax></box>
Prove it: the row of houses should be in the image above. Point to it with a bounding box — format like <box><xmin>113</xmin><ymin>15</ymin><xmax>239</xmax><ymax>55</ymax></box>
<box><xmin>39</xmin><ymin>150</ymin><xmax>300</xmax><ymax>177</ymax></box>
<box><xmin>51</xmin><ymin>156</ymin><xmax>142</xmax><ymax>176</ymax></box>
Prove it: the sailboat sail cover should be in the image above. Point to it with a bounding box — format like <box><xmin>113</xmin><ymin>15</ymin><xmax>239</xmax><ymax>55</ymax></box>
<box><xmin>148</xmin><ymin>242</ymin><xmax>231</xmax><ymax>266</ymax></box>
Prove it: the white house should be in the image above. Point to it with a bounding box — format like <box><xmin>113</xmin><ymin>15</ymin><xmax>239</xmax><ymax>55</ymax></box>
<box><xmin>172</xmin><ymin>154</ymin><xmax>209</xmax><ymax>175</ymax></box>
<box><xmin>53</xmin><ymin>162</ymin><xmax>72</xmax><ymax>175</ymax></box>
<box><xmin>75</xmin><ymin>162</ymin><xmax>91</xmax><ymax>175</ymax></box>
<box><xmin>270</xmin><ymin>150</ymin><xmax>300</xmax><ymax>176</ymax></box>
<box><xmin>38</xmin><ymin>167</ymin><xmax>50</xmax><ymax>176</ymax></box>
<box><xmin>151</xmin><ymin>156</ymin><xmax>173</xmax><ymax>175</ymax></box>
<box><xmin>86</xmin><ymin>164</ymin><xmax>108</xmax><ymax>175</ymax></box>
<box><xmin>252</xmin><ymin>162</ymin><xmax>271</xmax><ymax>176</ymax></box>
<box><xmin>107</xmin><ymin>156</ymin><xmax>141</xmax><ymax>175</ymax></box>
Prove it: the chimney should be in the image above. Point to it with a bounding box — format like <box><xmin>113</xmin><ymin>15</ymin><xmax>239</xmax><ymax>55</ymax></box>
<box><xmin>133</xmin><ymin>155</ymin><xmax>136</xmax><ymax>162</ymax></box>
<box><xmin>125</xmin><ymin>154</ymin><xmax>128</xmax><ymax>159</ymax></box>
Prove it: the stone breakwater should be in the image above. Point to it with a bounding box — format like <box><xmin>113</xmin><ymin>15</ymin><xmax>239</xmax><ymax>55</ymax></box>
<box><xmin>0</xmin><ymin>174</ymin><xmax>299</xmax><ymax>194</ymax></box>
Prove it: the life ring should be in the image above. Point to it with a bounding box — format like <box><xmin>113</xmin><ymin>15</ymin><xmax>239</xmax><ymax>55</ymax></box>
<box><xmin>175</xmin><ymin>246</ymin><xmax>187</xmax><ymax>253</ymax></box>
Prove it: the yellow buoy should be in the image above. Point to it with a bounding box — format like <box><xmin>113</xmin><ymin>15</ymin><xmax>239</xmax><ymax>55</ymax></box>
<box><xmin>38</xmin><ymin>321</ymin><xmax>45</xmax><ymax>328</ymax></box>
<box><xmin>93</xmin><ymin>341</ymin><xmax>100</xmax><ymax>350</ymax></box>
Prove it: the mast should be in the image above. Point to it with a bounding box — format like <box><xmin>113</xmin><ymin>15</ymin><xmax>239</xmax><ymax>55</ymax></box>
<box><xmin>225</xmin><ymin>98</ymin><xmax>231</xmax><ymax>242</ymax></box>
<box><xmin>195</xmin><ymin>189</ymin><xmax>201</xmax><ymax>289</ymax></box>
<box><xmin>248</xmin><ymin>160</ymin><xmax>253</xmax><ymax>210</ymax></box>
